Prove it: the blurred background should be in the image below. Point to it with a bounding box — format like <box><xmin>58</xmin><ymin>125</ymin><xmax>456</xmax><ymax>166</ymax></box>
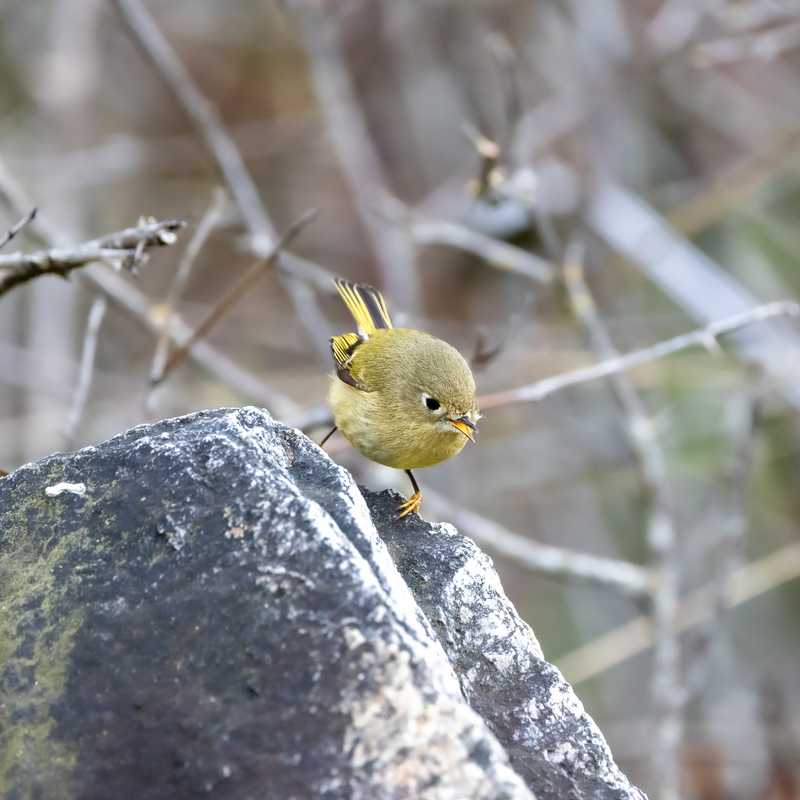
<box><xmin>2</xmin><ymin>1</ymin><xmax>800</xmax><ymax>797</ymax></box>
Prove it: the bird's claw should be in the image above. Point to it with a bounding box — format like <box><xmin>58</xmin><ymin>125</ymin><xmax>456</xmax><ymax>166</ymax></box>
<box><xmin>397</xmin><ymin>490</ymin><xmax>422</xmax><ymax>518</ymax></box>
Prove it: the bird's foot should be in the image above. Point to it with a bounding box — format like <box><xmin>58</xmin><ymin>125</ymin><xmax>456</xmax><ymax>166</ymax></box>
<box><xmin>397</xmin><ymin>490</ymin><xmax>422</xmax><ymax>518</ymax></box>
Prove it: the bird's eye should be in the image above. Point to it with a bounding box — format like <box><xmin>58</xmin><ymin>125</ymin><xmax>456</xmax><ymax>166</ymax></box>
<box><xmin>423</xmin><ymin>394</ymin><xmax>441</xmax><ymax>411</ymax></box>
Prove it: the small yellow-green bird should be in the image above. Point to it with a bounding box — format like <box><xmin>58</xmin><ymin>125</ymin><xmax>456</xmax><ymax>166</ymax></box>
<box><xmin>323</xmin><ymin>278</ymin><xmax>480</xmax><ymax>517</ymax></box>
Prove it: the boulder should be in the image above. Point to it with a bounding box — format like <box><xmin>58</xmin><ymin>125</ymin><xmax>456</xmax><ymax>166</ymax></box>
<box><xmin>0</xmin><ymin>407</ymin><xmax>645</xmax><ymax>800</ymax></box>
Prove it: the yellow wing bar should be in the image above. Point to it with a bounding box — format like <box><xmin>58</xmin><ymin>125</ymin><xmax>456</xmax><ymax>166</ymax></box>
<box><xmin>330</xmin><ymin>332</ymin><xmax>362</xmax><ymax>367</ymax></box>
<box><xmin>334</xmin><ymin>278</ymin><xmax>393</xmax><ymax>334</ymax></box>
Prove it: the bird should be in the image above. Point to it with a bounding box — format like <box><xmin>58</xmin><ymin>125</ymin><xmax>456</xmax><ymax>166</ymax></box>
<box><xmin>322</xmin><ymin>278</ymin><xmax>480</xmax><ymax>517</ymax></box>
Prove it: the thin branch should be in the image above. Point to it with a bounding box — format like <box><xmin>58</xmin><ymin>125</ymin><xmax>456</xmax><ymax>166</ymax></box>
<box><xmin>693</xmin><ymin>19</ymin><xmax>800</xmax><ymax>67</ymax></box>
<box><xmin>556</xmin><ymin>542</ymin><xmax>800</xmax><ymax>686</ymax></box>
<box><xmin>63</xmin><ymin>296</ymin><xmax>108</xmax><ymax>447</ymax></box>
<box><xmin>561</xmin><ymin>242</ymin><xmax>683</xmax><ymax>800</ymax></box>
<box><xmin>111</xmin><ymin>0</ymin><xmax>271</xmax><ymax>250</ymax></box>
<box><xmin>154</xmin><ymin>209</ymin><xmax>318</xmax><ymax>385</ymax></box>
<box><xmin>411</xmin><ymin>219</ymin><xmax>554</xmax><ymax>283</ymax></box>
<box><xmin>585</xmin><ymin>181</ymin><xmax>800</xmax><ymax>408</ymax></box>
<box><xmin>88</xmin><ymin>264</ymin><xmax>301</xmax><ymax>417</ymax></box>
<box><xmin>423</xmin><ymin>487</ymin><xmax>653</xmax><ymax>598</ymax></box>
<box><xmin>0</xmin><ymin>218</ymin><xmax>185</xmax><ymax>297</ymax></box>
<box><xmin>295</xmin><ymin>4</ymin><xmax>418</xmax><ymax>307</ymax></box>
<box><xmin>380</xmin><ymin>193</ymin><xmax>554</xmax><ymax>284</ymax></box>
<box><xmin>0</xmin><ymin>158</ymin><xmax>301</xmax><ymax>417</ymax></box>
<box><xmin>0</xmin><ymin>207</ymin><xmax>37</xmax><ymax>251</ymax></box>
<box><xmin>478</xmin><ymin>301</ymin><xmax>800</xmax><ymax>409</ymax></box>
<box><xmin>149</xmin><ymin>188</ymin><xmax>227</xmax><ymax>388</ymax></box>
<box><xmin>112</xmin><ymin>0</ymin><xmax>333</xmax><ymax>365</ymax></box>
<box><xmin>685</xmin><ymin>393</ymin><xmax>758</xmax><ymax>697</ymax></box>
<box><xmin>667</xmin><ymin>129</ymin><xmax>800</xmax><ymax>237</ymax></box>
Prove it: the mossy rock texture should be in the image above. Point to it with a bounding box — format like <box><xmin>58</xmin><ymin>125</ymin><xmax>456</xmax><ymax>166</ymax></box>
<box><xmin>0</xmin><ymin>407</ymin><xmax>645</xmax><ymax>800</ymax></box>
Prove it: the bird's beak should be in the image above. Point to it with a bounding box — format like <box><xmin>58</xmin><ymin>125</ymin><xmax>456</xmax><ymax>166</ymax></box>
<box><xmin>449</xmin><ymin>416</ymin><xmax>478</xmax><ymax>443</ymax></box>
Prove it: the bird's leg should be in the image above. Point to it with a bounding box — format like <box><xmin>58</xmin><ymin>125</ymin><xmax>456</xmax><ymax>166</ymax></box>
<box><xmin>398</xmin><ymin>469</ymin><xmax>422</xmax><ymax>518</ymax></box>
<box><xmin>319</xmin><ymin>426</ymin><xmax>338</xmax><ymax>449</ymax></box>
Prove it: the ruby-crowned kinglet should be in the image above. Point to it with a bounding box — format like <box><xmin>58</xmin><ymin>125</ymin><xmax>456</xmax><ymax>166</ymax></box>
<box><xmin>323</xmin><ymin>278</ymin><xmax>480</xmax><ymax>517</ymax></box>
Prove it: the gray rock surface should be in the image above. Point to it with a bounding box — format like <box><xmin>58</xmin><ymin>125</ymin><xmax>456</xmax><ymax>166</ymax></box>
<box><xmin>0</xmin><ymin>407</ymin><xmax>645</xmax><ymax>800</ymax></box>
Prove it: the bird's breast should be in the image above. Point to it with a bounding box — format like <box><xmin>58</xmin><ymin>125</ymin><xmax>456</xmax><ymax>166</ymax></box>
<box><xmin>327</xmin><ymin>379</ymin><xmax>467</xmax><ymax>470</ymax></box>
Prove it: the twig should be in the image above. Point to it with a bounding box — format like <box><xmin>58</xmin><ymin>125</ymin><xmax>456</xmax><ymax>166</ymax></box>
<box><xmin>685</xmin><ymin>394</ymin><xmax>758</xmax><ymax>696</ymax></box>
<box><xmin>63</xmin><ymin>296</ymin><xmax>108</xmax><ymax>447</ymax></box>
<box><xmin>0</xmin><ymin>207</ymin><xmax>37</xmax><ymax>251</ymax></box>
<box><xmin>111</xmin><ymin>0</ymin><xmax>337</xmax><ymax>335</ymax></box>
<box><xmin>463</xmin><ymin>125</ymin><xmax>503</xmax><ymax>199</ymax></box>
<box><xmin>411</xmin><ymin>219</ymin><xmax>554</xmax><ymax>283</ymax></box>
<box><xmin>88</xmin><ymin>264</ymin><xmax>301</xmax><ymax>416</ymax></box>
<box><xmin>0</xmin><ymin>219</ymin><xmax>185</xmax><ymax>297</ymax></box>
<box><xmin>149</xmin><ymin>188</ymin><xmax>227</xmax><ymax>389</ymax></box>
<box><xmin>478</xmin><ymin>301</ymin><xmax>800</xmax><ymax>409</ymax></box>
<box><xmin>556</xmin><ymin>542</ymin><xmax>800</xmax><ymax>686</ymax></box>
<box><xmin>154</xmin><ymin>209</ymin><xmax>318</xmax><ymax>385</ymax></box>
<box><xmin>295</xmin><ymin>3</ymin><xmax>418</xmax><ymax>307</ymax></box>
<box><xmin>423</xmin><ymin>487</ymin><xmax>652</xmax><ymax>598</ymax></box>
<box><xmin>111</xmin><ymin>0</ymin><xmax>271</xmax><ymax>250</ymax></box>
<box><xmin>693</xmin><ymin>19</ymin><xmax>800</xmax><ymax>67</ymax></box>
<box><xmin>562</xmin><ymin>242</ymin><xmax>683</xmax><ymax>800</ymax></box>
<box><xmin>667</xmin><ymin>129</ymin><xmax>800</xmax><ymax>237</ymax></box>
<box><xmin>0</xmin><ymin>158</ymin><xmax>301</xmax><ymax>417</ymax></box>
<box><xmin>585</xmin><ymin>181</ymin><xmax>800</xmax><ymax>408</ymax></box>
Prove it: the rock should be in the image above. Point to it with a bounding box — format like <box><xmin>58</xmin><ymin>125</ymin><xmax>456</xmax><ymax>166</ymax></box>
<box><xmin>370</xmin><ymin>492</ymin><xmax>645</xmax><ymax>800</ymax></box>
<box><xmin>0</xmin><ymin>407</ymin><xmax>645</xmax><ymax>800</ymax></box>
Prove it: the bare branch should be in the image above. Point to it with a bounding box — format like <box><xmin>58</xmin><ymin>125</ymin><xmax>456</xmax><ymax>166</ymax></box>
<box><xmin>63</xmin><ymin>296</ymin><xmax>108</xmax><ymax>447</ymax></box>
<box><xmin>380</xmin><ymin>194</ymin><xmax>554</xmax><ymax>284</ymax></box>
<box><xmin>685</xmin><ymin>394</ymin><xmax>758</xmax><ymax>696</ymax></box>
<box><xmin>423</xmin><ymin>487</ymin><xmax>652</xmax><ymax>598</ymax></box>
<box><xmin>295</xmin><ymin>4</ymin><xmax>418</xmax><ymax>307</ymax></box>
<box><xmin>149</xmin><ymin>188</ymin><xmax>227</xmax><ymax>389</ymax></box>
<box><xmin>111</xmin><ymin>0</ymin><xmax>271</xmax><ymax>250</ymax></box>
<box><xmin>0</xmin><ymin>158</ymin><xmax>302</xmax><ymax>418</ymax></box>
<box><xmin>0</xmin><ymin>219</ymin><xmax>185</xmax><ymax>297</ymax></box>
<box><xmin>585</xmin><ymin>181</ymin><xmax>800</xmax><ymax>407</ymax></box>
<box><xmin>411</xmin><ymin>219</ymin><xmax>554</xmax><ymax>283</ymax></box>
<box><xmin>0</xmin><ymin>207</ymin><xmax>37</xmax><ymax>251</ymax></box>
<box><xmin>693</xmin><ymin>19</ymin><xmax>800</xmax><ymax>67</ymax></box>
<box><xmin>154</xmin><ymin>209</ymin><xmax>319</xmax><ymax>385</ymax></box>
<box><xmin>111</xmin><ymin>0</ymin><xmax>334</xmax><ymax>362</ymax></box>
<box><xmin>479</xmin><ymin>301</ymin><xmax>800</xmax><ymax>410</ymax></box>
<box><xmin>556</xmin><ymin>542</ymin><xmax>800</xmax><ymax>686</ymax></box>
<box><xmin>561</xmin><ymin>242</ymin><xmax>684</xmax><ymax>800</ymax></box>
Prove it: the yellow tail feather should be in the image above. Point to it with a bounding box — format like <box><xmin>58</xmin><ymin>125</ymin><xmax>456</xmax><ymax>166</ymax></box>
<box><xmin>334</xmin><ymin>278</ymin><xmax>393</xmax><ymax>334</ymax></box>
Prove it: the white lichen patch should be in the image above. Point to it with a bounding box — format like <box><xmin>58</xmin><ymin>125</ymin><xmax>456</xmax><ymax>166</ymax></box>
<box><xmin>44</xmin><ymin>481</ymin><xmax>86</xmax><ymax>498</ymax></box>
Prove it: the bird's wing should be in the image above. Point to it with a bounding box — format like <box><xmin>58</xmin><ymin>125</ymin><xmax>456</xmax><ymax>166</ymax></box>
<box><xmin>329</xmin><ymin>331</ymin><xmax>367</xmax><ymax>389</ymax></box>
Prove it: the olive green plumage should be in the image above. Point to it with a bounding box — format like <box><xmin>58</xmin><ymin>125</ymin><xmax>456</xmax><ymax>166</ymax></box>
<box><xmin>326</xmin><ymin>279</ymin><xmax>480</xmax><ymax>516</ymax></box>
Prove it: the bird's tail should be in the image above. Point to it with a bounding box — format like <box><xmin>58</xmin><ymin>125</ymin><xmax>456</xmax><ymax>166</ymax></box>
<box><xmin>334</xmin><ymin>278</ymin><xmax>393</xmax><ymax>334</ymax></box>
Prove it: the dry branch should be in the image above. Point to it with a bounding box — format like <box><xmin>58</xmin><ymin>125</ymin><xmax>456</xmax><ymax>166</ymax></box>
<box><xmin>411</xmin><ymin>219</ymin><xmax>554</xmax><ymax>283</ymax></box>
<box><xmin>556</xmin><ymin>541</ymin><xmax>800</xmax><ymax>686</ymax></box>
<box><xmin>153</xmin><ymin>209</ymin><xmax>318</xmax><ymax>385</ymax></box>
<box><xmin>0</xmin><ymin>157</ymin><xmax>301</xmax><ymax>416</ymax></box>
<box><xmin>111</xmin><ymin>0</ymin><xmax>337</xmax><ymax>318</ymax></box>
<box><xmin>149</xmin><ymin>188</ymin><xmax>227</xmax><ymax>390</ymax></box>
<box><xmin>562</xmin><ymin>243</ymin><xmax>683</xmax><ymax>800</ymax></box>
<box><xmin>479</xmin><ymin>301</ymin><xmax>800</xmax><ymax>409</ymax></box>
<box><xmin>0</xmin><ymin>207</ymin><xmax>37</xmax><ymax>251</ymax></box>
<box><xmin>0</xmin><ymin>219</ymin><xmax>185</xmax><ymax>297</ymax></box>
<box><xmin>63</xmin><ymin>296</ymin><xmax>108</xmax><ymax>447</ymax></box>
<box><xmin>296</xmin><ymin>3</ymin><xmax>418</xmax><ymax>307</ymax></box>
<box><xmin>423</xmin><ymin>487</ymin><xmax>652</xmax><ymax>598</ymax></box>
